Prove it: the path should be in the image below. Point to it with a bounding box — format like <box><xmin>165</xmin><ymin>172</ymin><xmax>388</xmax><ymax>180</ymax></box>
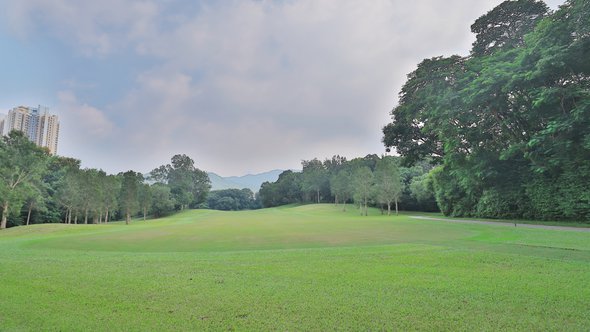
<box><xmin>410</xmin><ymin>216</ymin><xmax>590</xmax><ymax>232</ymax></box>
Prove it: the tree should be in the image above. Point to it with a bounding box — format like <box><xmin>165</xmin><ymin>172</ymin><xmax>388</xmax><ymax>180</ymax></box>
<box><xmin>301</xmin><ymin>159</ymin><xmax>328</xmax><ymax>203</ymax></box>
<box><xmin>101</xmin><ymin>175</ymin><xmax>120</xmax><ymax>223</ymax></box>
<box><xmin>471</xmin><ymin>0</ymin><xmax>549</xmax><ymax>56</ymax></box>
<box><xmin>118</xmin><ymin>171</ymin><xmax>142</xmax><ymax>225</ymax></box>
<box><xmin>138</xmin><ymin>183</ymin><xmax>153</xmax><ymax>220</ymax></box>
<box><xmin>150</xmin><ymin>154</ymin><xmax>211</xmax><ymax>210</ymax></box>
<box><xmin>382</xmin><ymin>0</ymin><xmax>590</xmax><ymax>221</ymax></box>
<box><xmin>150</xmin><ymin>184</ymin><xmax>175</xmax><ymax>218</ymax></box>
<box><xmin>330</xmin><ymin>169</ymin><xmax>353</xmax><ymax>211</ymax></box>
<box><xmin>374</xmin><ymin>157</ymin><xmax>403</xmax><ymax>215</ymax></box>
<box><xmin>352</xmin><ymin>167</ymin><xmax>374</xmax><ymax>216</ymax></box>
<box><xmin>0</xmin><ymin>131</ymin><xmax>49</xmax><ymax>229</ymax></box>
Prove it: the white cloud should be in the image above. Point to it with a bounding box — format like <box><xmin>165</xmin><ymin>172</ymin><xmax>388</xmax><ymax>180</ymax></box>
<box><xmin>57</xmin><ymin>90</ymin><xmax>114</xmax><ymax>138</ymax></box>
<box><xmin>1</xmin><ymin>0</ymin><xmax>567</xmax><ymax>175</ymax></box>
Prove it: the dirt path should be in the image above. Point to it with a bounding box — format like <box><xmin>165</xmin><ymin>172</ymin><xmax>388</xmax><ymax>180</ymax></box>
<box><xmin>410</xmin><ymin>216</ymin><xmax>590</xmax><ymax>232</ymax></box>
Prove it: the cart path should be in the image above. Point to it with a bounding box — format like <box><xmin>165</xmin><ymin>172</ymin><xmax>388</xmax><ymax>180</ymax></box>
<box><xmin>410</xmin><ymin>216</ymin><xmax>590</xmax><ymax>232</ymax></box>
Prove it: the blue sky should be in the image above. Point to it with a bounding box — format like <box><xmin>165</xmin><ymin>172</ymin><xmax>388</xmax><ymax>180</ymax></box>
<box><xmin>0</xmin><ymin>0</ymin><xmax>563</xmax><ymax>176</ymax></box>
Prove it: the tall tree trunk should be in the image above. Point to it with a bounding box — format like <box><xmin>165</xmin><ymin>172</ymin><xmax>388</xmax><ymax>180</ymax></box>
<box><xmin>68</xmin><ymin>209</ymin><xmax>72</xmax><ymax>224</ymax></box>
<box><xmin>387</xmin><ymin>203</ymin><xmax>391</xmax><ymax>216</ymax></box>
<box><xmin>126</xmin><ymin>209</ymin><xmax>130</xmax><ymax>225</ymax></box>
<box><xmin>84</xmin><ymin>208</ymin><xmax>88</xmax><ymax>224</ymax></box>
<box><xmin>74</xmin><ymin>214</ymin><xmax>78</xmax><ymax>224</ymax></box>
<box><xmin>395</xmin><ymin>198</ymin><xmax>399</xmax><ymax>215</ymax></box>
<box><xmin>316</xmin><ymin>189</ymin><xmax>320</xmax><ymax>204</ymax></box>
<box><xmin>143</xmin><ymin>207</ymin><xmax>147</xmax><ymax>221</ymax></box>
<box><xmin>99</xmin><ymin>210</ymin><xmax>103</xmax><ymax>224</ymax></box>
<box><xmin>26</xmin><ymin>203</ymin><xmax>34</xmax><ymax>225</ymax></box>
<box><xmin>1</xmin><ymin>201</ymin><xmax>9</xmax><ymax>229</ymax></box>
<box><xmin>105</xmin><ymin>208</ymin><xmax>109</xmax><ymax>224</ymax></box>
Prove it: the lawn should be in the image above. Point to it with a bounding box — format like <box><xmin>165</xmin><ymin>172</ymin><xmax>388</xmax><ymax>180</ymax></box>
<box><xmin>1</xmin><ymin>204</ymin><xmax>589</xmax><ymax>331</ymax></box>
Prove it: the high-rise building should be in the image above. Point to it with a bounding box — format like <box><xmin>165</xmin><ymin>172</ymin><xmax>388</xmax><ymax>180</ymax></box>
<box><xmin>5</xmin><ymin>105</ymin><xmax>60</xmax><ymax>155</ymax></box>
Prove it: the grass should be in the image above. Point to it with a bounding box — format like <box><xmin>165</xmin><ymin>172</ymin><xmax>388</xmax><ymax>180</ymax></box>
<box><xmin>1</xmin><ymin>204</ymin><xmax>589</xmax><ymax>331</ymax></box>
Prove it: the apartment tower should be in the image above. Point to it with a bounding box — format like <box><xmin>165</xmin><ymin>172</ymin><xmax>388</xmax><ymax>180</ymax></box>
<box><xmin>5</xmin><ymin>105</ymin><xmax>60</xmax><ymax>155</ymax></box>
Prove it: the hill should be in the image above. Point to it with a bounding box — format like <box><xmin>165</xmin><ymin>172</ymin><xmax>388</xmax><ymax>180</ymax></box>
<box><xmin>208</xmin><ymin>169</ymin><xmax>284</xmax><ymax>192</ymax></box>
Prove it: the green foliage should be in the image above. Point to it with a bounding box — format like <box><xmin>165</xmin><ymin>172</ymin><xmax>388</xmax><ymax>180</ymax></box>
<box><xmin>207</xmin><ymin>188</ymin><xmax>258</xmax><ymax>211</ymax></box>
<box><xmin>118</xmin><ymin>170</ymin><xmax>143</xmax><ymax>224</ymax></box>
<box><xmin>374</xmin><ymin>157</ymin><xmax>403</xmax><ymax>215</ymax></box>
<box><xmin>0</xmin><ymin>131</ymin><xmax>50</xmax><ymax>229</ymax></box>
<box><xmin>470</xmin><ymin>0</ymin><xmax>549</xmax><ymax>56</ymax></box>
<box><xmin>150</xmin><ymin>154</ymin><xmax>211</xmax><ymax>210</ymax></box>
<box><xmin>149</xmin><ymin>184</ymin><xmax>175</xmax><ymax>218</ymax></box>
<box><xmin>383</xmin><ymin>0</ymin><xmax>590</xmax><ymax>221</ymax></box>
<box><xmin>260</xmin><ymin>155</ymin><xmax>436</xmax><ymax>213</ymax></box>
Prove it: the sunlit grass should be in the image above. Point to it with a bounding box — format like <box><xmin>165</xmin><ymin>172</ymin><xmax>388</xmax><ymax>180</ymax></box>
<box><xmin>1</xmin><ymin>204</ymin><xmax>589</xmax><ymax>330</ymax></box>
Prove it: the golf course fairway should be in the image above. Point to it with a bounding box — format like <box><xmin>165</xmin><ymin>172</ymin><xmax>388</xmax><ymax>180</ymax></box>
<box><xmin>1</xmin><ymin>204</ymin><xmax>589</xmax><ymax>331</ymax></box>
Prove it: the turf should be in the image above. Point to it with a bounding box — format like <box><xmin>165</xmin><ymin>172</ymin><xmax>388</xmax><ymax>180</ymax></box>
<box><xmin>1</xmin><ymin>204</ymin><xmax>589</xmax><ymax>331</ymax></box>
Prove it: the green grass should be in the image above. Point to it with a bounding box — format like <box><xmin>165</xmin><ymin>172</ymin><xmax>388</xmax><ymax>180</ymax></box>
<box><xmin>1</xmin><ymin>204</ymin><xmax>589</xmax><ymax>331</ymax></box>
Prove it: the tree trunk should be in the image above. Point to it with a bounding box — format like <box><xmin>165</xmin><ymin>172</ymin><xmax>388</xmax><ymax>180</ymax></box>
<box><xmin>1</xmin><ymin>201</ymin><xmax>9</xmax><ymax>229</ymax></box>
<box><xmin>74</xmin><ymin>214</ymin><xmax>78</xmax><ymax>224</ymax></box>
<box><xmin>84</xmin><ymin>208</ymin><xmax>88</xmax><ymax>224</ymax></box>
<box><xmin>126</xmin><ymin>210</ymin><xmax>130</xmax><ymax>225</ymax></box>
<box><xmin>316</xmin><ymin>189</ymin><xmax>320</xmax><ymax>204</ymax></box>
<box><xmin>26</xmin><ymin>203</ymin><xmax>33</xmax><ymax>225</ymax></box>
<box><xmin>387</xmin><ymin>203</ymin><xmax>391</xmax><ymax>216</ymax></box>
<box><xmin>395</xmin><ymin>198</ymin><xmax>399</xmax><ymax>215</ymax></box>
<box><xmin>105</xmin><ymin>208</ymin><xmax>109</xmax><ymax>224</ymax></box>
<box><xmin>143</xmin><ymin>207</ymin><xmax>147</xmax><ymax>221</ymax></box>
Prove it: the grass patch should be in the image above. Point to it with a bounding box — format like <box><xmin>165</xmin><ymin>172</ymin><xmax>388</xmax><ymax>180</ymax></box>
<box><xmin>1</xmin><ymin>204</ymin><xmax>589</xmax><ymax>330</ymax></box>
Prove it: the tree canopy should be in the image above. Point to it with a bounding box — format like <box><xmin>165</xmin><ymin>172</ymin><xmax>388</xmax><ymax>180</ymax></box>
<box><xmin>383</xmin><ymin>0</ymin><xmax>590</xmax><ymax>221</ymax></box>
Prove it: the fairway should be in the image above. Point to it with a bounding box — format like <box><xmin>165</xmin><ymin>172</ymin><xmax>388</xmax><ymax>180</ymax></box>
<box><xmin>1</xmin><ymin>205</ymin><xmax>589</xmax><ymax>331</ymax></box>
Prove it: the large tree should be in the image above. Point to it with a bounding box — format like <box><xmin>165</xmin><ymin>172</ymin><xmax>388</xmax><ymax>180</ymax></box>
<box><xmin>382</xmin><ymin>0</ymin><xmax>590</xmax><ymax>221</ymax></box>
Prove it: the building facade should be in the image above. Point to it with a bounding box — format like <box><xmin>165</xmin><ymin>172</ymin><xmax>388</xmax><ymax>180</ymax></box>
<box><xmin>0</xmin><ymin>113</ymin><xmax>5</xmax><ymax>136</ymax></box>
<box><xmin>5</xmin><ymin>105</ymin><xmax>60</xmax><ymax>155</ymax></box>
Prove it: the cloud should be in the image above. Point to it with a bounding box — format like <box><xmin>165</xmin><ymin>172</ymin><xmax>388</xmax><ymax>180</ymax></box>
<box><xmin>1</xmin><ymin>0</ymin><xmax>566</xmax><ymax>175</ymax></box>
<box><xmin>57</xmin><ymin>90</ymin><xmax>114</xmax><ymax>138</ymax></box>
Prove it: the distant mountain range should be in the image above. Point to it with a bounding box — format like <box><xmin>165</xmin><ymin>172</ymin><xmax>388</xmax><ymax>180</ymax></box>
<box><xmin>207</xmin><ymin>169</ymin><xmax>284</xmax><ymax>192</ymax></box>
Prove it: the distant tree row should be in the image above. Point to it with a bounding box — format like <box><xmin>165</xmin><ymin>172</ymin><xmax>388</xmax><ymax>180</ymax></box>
<box><xmin>259</xmin><ymin>155</ymin><xmax>438</xmax><ymax>215</ymax></box>
<box><xmin>0</xmin><ymin>131</ymin><xmax>211</xmax><ymax>229</ymax></box>
<box><xmin>383</xmin><ymin>0</ymin><xmax>590</xmax><ymax>221</ymax></box>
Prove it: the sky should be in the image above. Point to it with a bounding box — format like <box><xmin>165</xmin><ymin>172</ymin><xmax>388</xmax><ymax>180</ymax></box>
<box><xmin>0</xmin><ymin>0</ymin><xmax>563</xmax><ymax>176</ymax></box>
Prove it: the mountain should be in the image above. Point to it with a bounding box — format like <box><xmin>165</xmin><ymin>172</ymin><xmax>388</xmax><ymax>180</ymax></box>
<box><xmin>207</xmin><ymin>169</ymin><xmax>284</xmax><ymax>192</ymax></box>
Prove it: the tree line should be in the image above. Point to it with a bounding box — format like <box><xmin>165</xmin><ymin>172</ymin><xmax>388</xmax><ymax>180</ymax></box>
<box><xmin>259</xmin><ymin>155</ymin><xmax>438</xmax><ymax>215</ymax></box>
<box><xmin>0</xmin><ymin>131</ymin><xmax>211</xmax><ymax>229</ymax></box>
<box><xmin>382</xmin><ymin>0</ymin><xmax>590</xmax><ymax>221</ymax></box>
